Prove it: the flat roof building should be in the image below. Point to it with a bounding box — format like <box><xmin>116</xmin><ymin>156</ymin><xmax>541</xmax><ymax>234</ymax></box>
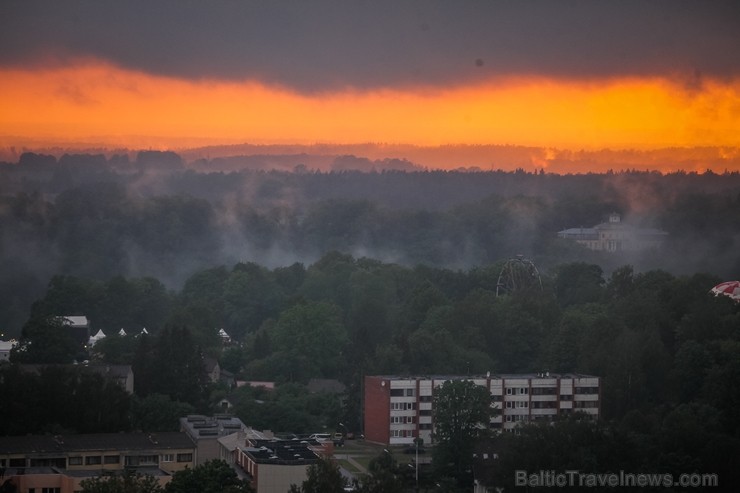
<box><xmin>0</xmin><ymin>432</ymin><xmax>196</xmax><ymax>493</ymax></box>
<box><xmin>179</xmin><ymin>414</ymin><xmax>253</xmax><ymax>466</ymax></box>
<box><xmin>364</xmin><ymin>373</ymin><xmax>601</xmax><ymax>446</ymax></box>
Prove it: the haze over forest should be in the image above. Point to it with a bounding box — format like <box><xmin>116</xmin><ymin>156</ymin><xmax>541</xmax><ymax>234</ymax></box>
<box><xmin>2</xmin><ymin>149</ymin><xmax>739</xmax><ymax>336</ymax></box>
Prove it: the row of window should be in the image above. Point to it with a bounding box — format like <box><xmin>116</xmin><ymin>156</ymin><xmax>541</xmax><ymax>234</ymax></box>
<box><xmin>390</xmin><ymin>402</ymin><xmax>416</xmax><ymax>410</ymax></box>
<box><xmin>531</xmin><ymin>401</ymin><xmax>558</xmax><ymax>409</ymax></box>
<box><xmin>504</xmin><ymin>415</ymin><xmax>529</xmax><ymax>422</ymax></box>
<box><xmin>28</xmin><ymin>488</ymin><xmax>60</xmax><ymax>493</ymax></box>
<box><xmin>505</xmin><ymin>401</ymin><xmax>529</xmax><ymax>409</ymax></box>
<box><xmin>6</xmin><ymin>453</ymin><xmax>194</xmax><ymax>469</ymax></box>
<box><xmin>575</xmin><ymin>386</ymin><xmax>599</xmax><ymax>394</ymax></box>
<box><xmin>493</xmin><ymin>394</ymin><xmax>579</xmax><ymax>401</ymax></box>
<box><xmin>390</xmin><ymin>388</ymin><xmax>416</xmax><ymax>397</ymax></box>
<box><xmin>391</xmin><ymin>416</ymin><xmax>415</xmax><ymax>424</ymax></box>
<box><xmin>390</xmin><ymin>429</ymin><xmax>414</xmax><ymax>437</ymax></box>
<box><xmin>574</xmin><ymin>401</ymin><xmax>599</xmax><ymax>408</ymax></box>
<box><xmin>506</xmin><ymin>387</ymin><xmax>529</xmax><ymax>395</ymax></box>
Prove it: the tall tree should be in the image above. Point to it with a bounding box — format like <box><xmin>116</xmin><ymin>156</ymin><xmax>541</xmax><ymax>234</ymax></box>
<box><xmin>288</xmin><ymin>456</ymin><xmax>346</xmax><ymax>493</ymax></box>
<box><xmin>432</xmin><ymin>379</ymin><xmax>495</xmax><ymax>489</ymax></box>
<box><xmin>356</xmin><ymin>451</ymin><xmax>404</xmax><ymax>493</ymax></box>
<box><xmin>11</xmin><ymin>315</ymin><xmax>81</xmax><ymax>364</ymax></box>
<box><xmin>80</xmin><ymin>471</ymin><xmax>163</xmax><ymax>493</ymax></box>
<box><xmin>164</xmin><ymin>460</ymin><xmax>254</xmax><ymax>493</ymax></box>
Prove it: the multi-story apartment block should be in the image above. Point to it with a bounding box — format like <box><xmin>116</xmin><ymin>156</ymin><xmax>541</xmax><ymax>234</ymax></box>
<box><xmin>364</xmin><ymin>373</ymin><xmax>600</xmax><ymax>445</ymax></box>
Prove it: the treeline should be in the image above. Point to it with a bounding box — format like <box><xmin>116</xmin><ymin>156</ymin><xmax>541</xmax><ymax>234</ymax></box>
<box><xmin>10</xmin><ymin>256</ymin><xmax>740</xmax><ymax>436</ymax></box>
<box><xmin>2</xmin><ymin>153</ymin><xmax>740</xmax><ymax>337</ymax></box>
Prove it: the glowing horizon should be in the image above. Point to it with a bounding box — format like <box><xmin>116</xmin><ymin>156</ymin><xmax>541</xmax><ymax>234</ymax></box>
<box><xmin>1</xmin><ymin>61</ymin><xmax>739</xmax><ymax>159</ymax></box>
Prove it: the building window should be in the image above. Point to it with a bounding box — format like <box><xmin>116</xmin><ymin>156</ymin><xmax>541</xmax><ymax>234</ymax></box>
<box><xmin>390</xmin><ymin>389</ymin><xmax>404</xmax><ymax>397</ymax></box>
<box><xmin>9</xmin><ymin>458</ymin><xmax>25</xmax><ymax>467</ymax></box>
<box><xmin>139</xmin><ymin>455</ymin><xmax>158</xmax><ymax>465</ymax></box>
<box><xmin>519</xmin><ymin>388</ymin><xmax>529</xmax><ymax>395</ymax></box>
<box><xmin>85</xmin><ymin>456</ymin><xmax>102</xmax><ymax>465</ymax></box>
<box><xmin>161</xmin><ymin>454</ymin><xmax>174</xmax><ymax>462</ymax></box>
<box><xmin>177</xmin><ymin>453</ymin><xmax>193</xmax><ymax>463</ymax></box>
<box><xmin>42</xmin><ymin>489</ymin><xmax>61</xmax><ymax>493</ymax></box>
<box><xmin>406</xmin><ymin>389</ymin><xmax>415</xmax><ymax>397</ymax></box>
<box><xmin>104</xmin><ymin>455</ymin><xmax>120</xmax><ymax>464</ymax></box>
<box><xmin>506</xmin><ymin>388</ymin><xmax>513</xmax><ymax>395</ymax></box>
<box><xmin>69</xmin><ymin>456</ymin><xmax>83</xmax><ymax>466</ymax></box>
<box><xmin>575</xmin><ymin>386</ymin><xmax>598</xmax><ymax>394</ymax></box>
<box><xmin>419</xmin><ymin>423</ymin><xmax>432</xmax><ymax>430</ymax></box>
<box><xmin>419</xmin><ymin>395</ymin><xmax>433</xmax><ymax>402</ymax></box>
<box><xmin>419</xmin><ymin>409</ymin><xmax>431</xmax><ymax>416</ymax></box>
<box><xmin>560</xmin><ymin>394</ymin><xmax>573</xmax><ymax>401</ymax></box>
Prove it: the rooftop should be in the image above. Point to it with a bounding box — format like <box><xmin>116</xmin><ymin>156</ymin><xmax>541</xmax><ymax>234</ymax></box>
<box><xmin>371</xmin><ymin>373</ymin><xmax>599</xmax><ymax>381</ymax></box>
<box><xmin>180</xmin><ymin>414</ymin><xmax>246</xmax><ymax>440</ymax></box>
<box><xmin>0</xmin><ymin>432</ymin><xmax>195</xmax><ymax>455</ymax></box>
<box><xmin>242</xmin><ymin>439</ymin><xmax>319</xmax><ymax>465</ymax></box>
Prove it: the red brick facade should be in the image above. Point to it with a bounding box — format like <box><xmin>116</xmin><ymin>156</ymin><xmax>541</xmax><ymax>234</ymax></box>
<box><xmin>363</xmin><ymin>376</ymin><xmax>390</xmax><ymax>444</ymax></box>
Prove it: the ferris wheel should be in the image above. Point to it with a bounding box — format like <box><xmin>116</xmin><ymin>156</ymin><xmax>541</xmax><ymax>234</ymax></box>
<box><xmin>496</xmin><ymin>255</ymin><xmax>543</xmax><ymax>297</ymax></box>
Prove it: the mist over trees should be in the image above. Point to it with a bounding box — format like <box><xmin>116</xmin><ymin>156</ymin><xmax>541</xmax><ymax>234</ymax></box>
<box><xmin>2</xmin><ymin>148</ymin><xmax>739</xmax><ymax>487</ymax></box>
<box><xmin>1</xmin><ymin>150</ymin><xmax>739</xmax><ymax>336</ymax></box>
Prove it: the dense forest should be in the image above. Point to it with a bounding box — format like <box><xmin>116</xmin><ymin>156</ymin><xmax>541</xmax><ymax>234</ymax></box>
<box><xmin>2</xmin><ymin>151</ymin><xmax>740</xmax><ymax>490</ymax></box>
<box><xmin>1</xmin><ymin>150</ymin><xmax>739</xmax><ymax>336</ymax></box>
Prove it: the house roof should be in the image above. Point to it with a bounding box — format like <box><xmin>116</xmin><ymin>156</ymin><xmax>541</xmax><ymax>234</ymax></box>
<box><xmin>62</xmin><ymin>316</ymin><xmax>89</xmax><ymax>328</ymax></box>
<box><xmin>0</xmin><ymin>432</ymin><xmax>194</xmax><ymax>455</ymax></box>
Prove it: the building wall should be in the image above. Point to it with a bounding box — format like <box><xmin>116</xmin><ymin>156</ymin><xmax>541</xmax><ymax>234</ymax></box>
<box><xmin>256</xmin><ymin>463</ymin><xmax>310</xmax><ymax>493</ymax></box>
<box><xmin>363</xmin><ymin>376</ymin><xmax>391</xmax><ymax>444</ymax></box>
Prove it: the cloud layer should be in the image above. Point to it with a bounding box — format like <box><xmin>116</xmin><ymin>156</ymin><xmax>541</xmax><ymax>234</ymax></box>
<box><xmin>2</xmin><ymin>0</ymin><xmax>739</xmax><ymax>92</ymax></box>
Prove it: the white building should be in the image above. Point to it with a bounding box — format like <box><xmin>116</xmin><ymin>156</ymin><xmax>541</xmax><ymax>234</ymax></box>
<box><xmin>364</xmin><ymin>373</ymin><xmax>600</xmax><ymax>446</ymax></box>
<box><xmin>0</xmin><ymin>340</ymin><xmax>16</xmax><ymax>362</ymax></box>
<box><xmin>558</xmin><ymin>213</ymin><xmax>667</xmax><ymax>252</ymax></box>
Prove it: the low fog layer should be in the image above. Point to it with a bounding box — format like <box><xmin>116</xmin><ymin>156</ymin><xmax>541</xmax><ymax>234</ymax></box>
<box><xmin>1</xmin><ymin>150</ymin><xmax>739</xmax><ymax>334</ymax></box>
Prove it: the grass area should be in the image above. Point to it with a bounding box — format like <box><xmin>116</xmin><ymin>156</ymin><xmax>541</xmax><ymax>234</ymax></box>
<box><xmin>336</xmin><ymin>458</ymin><xmax>363</xmax><ymax>474</ymax></box>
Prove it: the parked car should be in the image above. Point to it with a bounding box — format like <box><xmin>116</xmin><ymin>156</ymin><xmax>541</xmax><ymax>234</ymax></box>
<box><xmin>308</xmin><ymin>433</ymin><xmax>332</xmax><ymax>443</ymax></box>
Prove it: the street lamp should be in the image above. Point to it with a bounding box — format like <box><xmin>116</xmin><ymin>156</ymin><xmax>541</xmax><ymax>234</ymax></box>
<box><xmin>414</xmin><ymin>437</ymin><xmax>420</xmax><ymax>492</ymax></box>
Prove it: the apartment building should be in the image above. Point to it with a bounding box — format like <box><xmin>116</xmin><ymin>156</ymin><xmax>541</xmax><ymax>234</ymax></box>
<box><xmin>0</xmin><ymin>432</ymin><xmax>196</xmax><ymax>492</ymax></box>
<box><xmin>364</xmin><ymin>373</ymin><xmax>600</xmax><ymax>445</ymax></box>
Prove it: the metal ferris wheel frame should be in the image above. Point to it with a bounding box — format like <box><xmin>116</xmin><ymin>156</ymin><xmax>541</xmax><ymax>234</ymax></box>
<box><xmin>496</xmin><ymin>255</ymin><xmax>543</xmax><ymax>297</ymax></box>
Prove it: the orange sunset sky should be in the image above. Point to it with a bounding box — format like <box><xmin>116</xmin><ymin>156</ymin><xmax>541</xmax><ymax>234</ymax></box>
<box><xmin>1</xmin><ymin>1</ymin><xmax>739</xmax><ymax>171</ymax></box>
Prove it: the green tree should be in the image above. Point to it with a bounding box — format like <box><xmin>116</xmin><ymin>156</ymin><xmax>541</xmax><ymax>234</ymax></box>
<box><xmin>165</xmin><ymin>460</ymin><xmax>254</xmax><ymax>493</ymax></box>
<box><xmin>288</xmin><ymin>456</ymin><xmax>346</xmax><ymax>493</ymax></box>
<box><xmin>271</xmin><ymin>301</ymin><xmax>347</xmax><ymax>380</ymax></box>
<box><xmin>356</xmin><ymin>451</ymin><xmax>404</xmax><ymax>493</ymax></box>
<box><xmin>130</xmin><ymin>394</ymin><xmax>194</xmax><ymax>432</ymax></box>
<box><xmin>80</xmin><ymin>471</ymin><xmax>163</xmax><ymax>493</ymax></box>
<box><xmin>11</xmin><ymin>315</ymin><xmax>81</xmax><ymax>364</ymax></box>
<box><xmin>432</xmin><ymin>380</ymin><xmax>495</xmax><ymax>489</ymax></box>
<box><xmin>553</xmin><ymin>262</ymin><xmax>605</xmax><ymax>307</ymax></box>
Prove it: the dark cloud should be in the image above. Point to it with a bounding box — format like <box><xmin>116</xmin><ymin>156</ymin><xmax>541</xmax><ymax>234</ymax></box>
<box><xmin>1</xmin><ymin>0</ymin><xmax>739</xmax><ymax>92</ymax></box>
